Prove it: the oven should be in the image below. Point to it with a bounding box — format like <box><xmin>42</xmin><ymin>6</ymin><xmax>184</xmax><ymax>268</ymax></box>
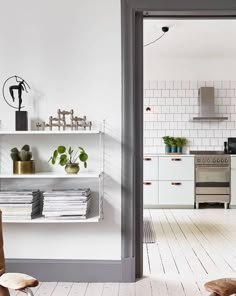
<box><xmin>194</xmin><ymin>153</ymin><xmax>231</xmax><ymax>209</ymax></box>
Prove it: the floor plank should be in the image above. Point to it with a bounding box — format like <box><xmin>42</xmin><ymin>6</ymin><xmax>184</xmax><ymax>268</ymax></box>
<box><xmin>68</xmin><ymin>283</ymin><xmax>88</xmax><ymax>296</ymax></box>
<box><xmin>51</xmin><ymin>282</ymin><xmax>73</xmax><ymax>296</ymax></box>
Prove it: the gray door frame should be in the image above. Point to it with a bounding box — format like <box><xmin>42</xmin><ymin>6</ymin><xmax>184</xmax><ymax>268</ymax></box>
<box><xmin>121</xmin><ymin>0</ymin><xmax>236</xmax><ymax>280</ymax></box>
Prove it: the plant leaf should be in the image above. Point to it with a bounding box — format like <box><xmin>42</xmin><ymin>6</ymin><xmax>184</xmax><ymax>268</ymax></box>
<box><xmin>53</xmin><ymin>150</ymin><xmax>58</xmax><ymax>159</ymax></box>
<box><xmin>84</xmin><ymin>161</ymin><xmax>87</xmax><ymax>168</ymax></box>
<box><xmin>59</xmin><ymin>158</ymin><xmax>67</xmax><ymax>166</ymax></box>
<box><xmin>79</xmin><ymin>153</ymin><xmax>88</xmax><ymax>162</ymax></box>
<box><xmin>52</xmin><ymin>158</ymin><xmax>56</xmax><ymax>165</ymax></box>
<box><xmin>58</xmin><ymin>146</ymin><xmax>66</xmax><ymax>154</ymax></box>
<box><xmin>60</xmin><ymin>154</ymin><xmax>67</xmax><ymax>160</ymax></box>
<box><xmin>68</xmin><ymin>146</ymin><xmax>73</xmax><ymax>155</ymax></box>
<box><xmin>78</xmin><ymin>146</ymin><xmax>85</xmax><ymax>152</ymax></box>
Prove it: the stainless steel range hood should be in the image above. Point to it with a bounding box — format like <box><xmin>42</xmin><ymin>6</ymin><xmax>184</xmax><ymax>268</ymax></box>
<box><xmin>192</xmin><ymin>87</ymin><xmax>228</xmax><ymax>121</ymax></box>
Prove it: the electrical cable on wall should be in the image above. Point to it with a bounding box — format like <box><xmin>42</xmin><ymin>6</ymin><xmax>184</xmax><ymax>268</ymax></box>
<box><xmin>144</xmin><ymin>26</ymin><xmax>169</xmax><ymax>47</ymax></box>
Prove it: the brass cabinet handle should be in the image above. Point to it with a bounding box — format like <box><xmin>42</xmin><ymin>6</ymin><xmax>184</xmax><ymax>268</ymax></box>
<box><xmin>171</xmin><ymin>158</ymin><xmax>181</xmax><ymax>161</ymax></box>
<box><xmin>144</xmin><ymin>157</ymin><xmax>152</xmax><ymax>161</ymax></box>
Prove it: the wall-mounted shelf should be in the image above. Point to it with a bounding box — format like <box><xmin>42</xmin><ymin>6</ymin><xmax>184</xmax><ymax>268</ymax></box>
<box><xmin>3</xmin><ymin>214</ymin><xmax>101</xmax><ymax>224</ymax></box>
<box><xmin>0</xmin><ymin>123</ymin><xmax>105</xmax><ymax>223</ymax></box>
<box><xmin>0</xmin><ymin>130</ymin><xmax>102</xmax><ymax>135</ymax></box>
<box><xmin>0</xmin><ymin>172</ymin><xmax>104</xmax><ymax>179</ymax></box>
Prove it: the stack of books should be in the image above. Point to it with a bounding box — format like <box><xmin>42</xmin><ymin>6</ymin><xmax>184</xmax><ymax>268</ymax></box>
<box><xmin>0</xmin><ymin>190</ymin><xmax>43</xmax><ymax>220</ymax></box>
<box><xmin>42</xmin><ymin>189</ymin><xmax>92</xmax><ymax>220</ymax></box>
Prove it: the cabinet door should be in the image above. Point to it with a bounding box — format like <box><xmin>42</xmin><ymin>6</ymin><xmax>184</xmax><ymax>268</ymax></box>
<box><xmin>143</xmin><ymin>181</ymin><xmax>158</xmax><ymax>206</ymax></box>
<box><xmin>159</xmin><ymin>156</ymin><xmax>194</xmax><ymax>181</ymax></box>
<box><xmin>143</xmin><ymin>156</ymin><xmax>158</xmax><ymax>180</ymax></box>
<box><xmin>231</xmin><ymin>157</ymin><xmax>236</xmax><ymax>206</ymax></box>
<box><xmin>159</xmin><ymin>181</ymin><xmax>194</xmax><ymax>205</ymax></box>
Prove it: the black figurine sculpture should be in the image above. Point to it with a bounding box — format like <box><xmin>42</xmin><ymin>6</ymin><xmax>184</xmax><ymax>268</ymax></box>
<box><xmin>9</xmin><ymin>77</ymin><xmax>29</xmax><ymax>111</ymax></box>
<box><xmin>2</xmin><ymin>75</ymin><xmax>30</xmax><ymax>131</ymax></box>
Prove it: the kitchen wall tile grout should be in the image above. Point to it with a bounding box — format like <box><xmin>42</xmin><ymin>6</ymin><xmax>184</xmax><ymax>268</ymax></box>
<box><xmin>144</xmin><ymin>80</ymin><xmax>236</xmax><ymax>153</ymax></box>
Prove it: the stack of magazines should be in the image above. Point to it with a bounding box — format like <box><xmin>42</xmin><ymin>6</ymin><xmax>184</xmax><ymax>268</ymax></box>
<box><xmin>0</xmin><ymin>190</ymin><xmax>43</xmax><ymax>220</ymax></box>
<box><xmin>42</xmin><ymin>188</ymin><xmax>92</xmax><ymax>220</ymax></box>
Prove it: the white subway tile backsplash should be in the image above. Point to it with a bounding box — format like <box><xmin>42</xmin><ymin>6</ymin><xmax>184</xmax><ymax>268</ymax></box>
<box><xmin>214</xmin><ymin>81</ymin><xmax>222</xmax><ymax>88</ymax></box>
<box><xmin>222</xmin><ymin>81</ymin><xmax>230</xmax><ymax>89</ymax></box>
<box><xmin>197</xmin><ymin>81</ymin><xmax>206</xmax><ymax>88</ymax></box>
<box><xmin>189</xmin><ymin>81</ymin><xmax>197</xmax><ymax>89</ymax></box>
<box><xmin>205</xmin><ymin>81</ymin><xmax>214</xmax><ymax>87</ymax></box>
<box><xmin>145</xmin><ymin>90</ymin><xmax>154</xmax><ymax>97</ymax></box>
<box><xmin>166</xmin><ymin>81</ymin><xmax>174</xmax><ymax>89</ymax></box>
<box><xmin>154</xmin><ymin>89</ymin><xmax>162</xmax><ymax>97</ymax></box>
<box><xmin>181</xmin><ymin>81</ymin><xmax>190</xmax><ymax>89</ymax></box>
<box><xmin>150</xmin><ymin>81</ymin><xmax>158</xmax><ymax>89</ymax></box>
<box><xmin>158</xmin><ymin>81</ymin><xmax>166</xmax><ymax>89</ymax></box>
<box><xmin>170</xmin><ymin>90</ymin><xmax>178</xmax><ymax>97</ymax></box>
<box><xmin>178</xmin><ymin>90</ymin><xmax>185</xmax><ymax>97</ymax></box>
<box><xmin>162</xmin><ymin>90</ymin><xmax>170</xmax><ymax>97</ymax></box>
<box><xmin>174</xmin><ymin>81</ymin><xmax>182</xmax><ymax>89</ymax></box>
<box><xmin>144</xmin><ymin>80</ymin><xmax>236</xmax><ymax>152</ymax></box>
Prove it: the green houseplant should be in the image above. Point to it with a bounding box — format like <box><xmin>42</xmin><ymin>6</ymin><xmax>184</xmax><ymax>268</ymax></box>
<box><xmin>10</xmin><ymin>144</ymin><xmax>35</xmax><ymax>174</ymax></box>
<box><xmin>162</xmin><ymin>136</ymin><xmax>171</xmax><ymax>153</ymax></box>
<box><xmin>49</xmin><ymin>146</ymin><xmax>88</xmax><ymax>174</ymax></box>
<box><xmin>169</xmin><ymin>137</ymin><xmax>177</xmax><ymax>153</ymax></box>
<box><xmin>175</xmin><ymin>137</ymin><xmax>187</xmax><ymax>153</ymax></box>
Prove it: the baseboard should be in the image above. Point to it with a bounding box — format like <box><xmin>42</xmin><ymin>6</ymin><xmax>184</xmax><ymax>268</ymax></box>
<box><xmin>6</xmin><ymin>258</ymin><xmax>135</xmax><ymax>282</ymax></box>
<box><xmin>144</xmin><ymin>205</ymin><xmax>194</xmax><ymax>209</ymax></box>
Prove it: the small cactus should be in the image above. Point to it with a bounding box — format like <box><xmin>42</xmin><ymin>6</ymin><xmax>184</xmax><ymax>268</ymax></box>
<box><xmin>10</xmin><ymin>145</ymin><xmax>33</xmax><ymax>161</ymax></box>
<box><xmin>21</xmin><ymin>144</ymin><xmax>30</xmax><ymax>152</ymax></box>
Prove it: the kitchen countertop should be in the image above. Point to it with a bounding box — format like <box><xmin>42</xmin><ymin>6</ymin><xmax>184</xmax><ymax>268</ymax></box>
<box><xmin>144</xmin><ymin>154</ymin><xmax>194</xmax><ymax>157</ymax></box>
<box><xmin>145</xmin><ymin>153</ymin><xmax>236</xmax><ymax>157</ymax></box>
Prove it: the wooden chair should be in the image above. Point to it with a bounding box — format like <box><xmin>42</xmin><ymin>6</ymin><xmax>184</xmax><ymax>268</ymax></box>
<box><xmin>0</xmin><ymin>211</ymin><xmax>38</xmax><ymax>296</ymax></box>
<box><xmin>205</xmin><ymin>278</ymin><xmax>236</xmax><ymax>296</ymax></box>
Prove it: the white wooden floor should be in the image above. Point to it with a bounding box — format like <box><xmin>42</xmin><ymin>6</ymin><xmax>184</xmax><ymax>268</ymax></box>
<box><xmin>10</xmin><ymin>209</ymin><xmax>236</xmax><ymax>295</ymax></box>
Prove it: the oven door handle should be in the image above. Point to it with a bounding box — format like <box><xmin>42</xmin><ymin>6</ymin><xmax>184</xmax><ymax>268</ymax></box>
<box><xmin>196</xmin><ymin>166</ymin><xmax>230</xmax><ymax>170</ymax></box>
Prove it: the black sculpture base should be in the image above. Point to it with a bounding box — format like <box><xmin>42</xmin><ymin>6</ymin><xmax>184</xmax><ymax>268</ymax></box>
<box><xmin>15</xmin><ymin>111</ymin><xmax>28</xmax><ymax>131</ymax></box>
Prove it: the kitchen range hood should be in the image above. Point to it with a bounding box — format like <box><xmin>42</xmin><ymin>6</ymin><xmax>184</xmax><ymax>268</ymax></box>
<box><xmin>192</xmin><ymin>87</ymin><xmax>228</xmax><ymax>121</ymax></box>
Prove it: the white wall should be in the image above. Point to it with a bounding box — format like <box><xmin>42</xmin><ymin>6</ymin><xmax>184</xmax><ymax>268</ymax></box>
<box><xmin>144</xmin><ymin>59</ymin><xmax>236</xmax><ymax>81</ymax></box>
<box><xmin>0</xmin><ymin>0</ymin><xmax>122</xmax><ymax>260</ymax></box>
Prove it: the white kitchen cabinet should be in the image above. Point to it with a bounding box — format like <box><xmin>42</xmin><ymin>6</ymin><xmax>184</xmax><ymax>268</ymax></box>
<box><xmin>231</xmin><ymin>156</ymin><xmax>236</xmax><ymax>207</ymax></box>
<box><xmin>159</xmin><ymin>181</ymin><xmax>194</xmax><ymax>206</ymax></box>
<box><xmin>143</xmin><ymin>155</ymin><xmax>195</xmax><ymax>208</ymax></box>
<box><xmin>159</xmin><ymin>156</ymin><xmax>194</xmax><ymax>181</ymax></box>
<box><xmin>143</xmin><ymin>156</ymin><xmax>158</xmax><ymax>207</ymax></box>
<box><xmin>143</xmin><ymin>156</ymin><xmax>158</xmax><ymax>180</ymax></box>
<box><xmin>143</xmin><ymin>181</ymin><xmax>158</xmax><ymax>206</ymax></box>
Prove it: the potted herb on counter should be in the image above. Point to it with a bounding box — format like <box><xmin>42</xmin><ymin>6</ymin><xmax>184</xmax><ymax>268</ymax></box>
<box><xmin>169</xmin><ymin>137</ymin><xmax>177</xmax><ymax>153</ymax></box>
<box><xmin>10</xmin><ymin>144</ymin><xmax>35</xmax><ymax>174</ymax></box>
<box><xmin>176</xmin><ymin>137</ymin><xmax>187</xmax><ymax>153</ymax></box>
<box><xmin>162</xmin><ymin>136</ymin><xmax>171</xmax><ymax>153</ymax></box>
<box><xmin>49</xmin><ymin>145</ymin><xmax>88</xmax><ymax>174</ymax></box>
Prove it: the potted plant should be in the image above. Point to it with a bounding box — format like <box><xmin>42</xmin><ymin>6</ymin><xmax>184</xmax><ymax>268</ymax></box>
<box><xmin>10</xmin><ymin>144</ymin><xmax>35</xmax><ymax>174</ymax></box>
<box><xmin>162</xmin><ymin>136</ymin><xmax>171</xmax><ymax>153</ymax></box>
<box><xmin>175</xmin><ymin>137</ymin><xmax>187</xmax><ymax>153</ymax></box>
<box><xmin>169</xmin><ymin>137</ymin><xmax>177</xmax><ymax>153</ymax></box>
<box><xmin>49</xmin><ymin>146</ymin><xmax>88</xmax><ymax>174</ymax></box>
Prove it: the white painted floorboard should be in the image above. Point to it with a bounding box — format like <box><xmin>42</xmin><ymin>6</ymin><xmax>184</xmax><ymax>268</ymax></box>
<box><xmin>10</xmin><ymin>209</ymin><xmax>236</xmax><ymax>296</ymax></box>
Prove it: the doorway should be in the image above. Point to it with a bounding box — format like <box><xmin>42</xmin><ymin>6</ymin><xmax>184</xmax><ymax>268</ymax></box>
<box><xmin>121</xmin><ymin>0</ymin><xmax>236</xmax><ymax>283</ymax></box>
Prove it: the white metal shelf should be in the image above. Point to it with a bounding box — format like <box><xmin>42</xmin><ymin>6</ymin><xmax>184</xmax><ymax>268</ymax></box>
<box><xmin>0</xmin><ymin>122</ymin><xmax>105</xmax><ymax>224</ymax></box>
<box><xmin>0</xmin><ymin>172</ymin><xmax>103</xmax><ymax>179</ymax></box>
<box><xmin>2</xmin><ymin>215</ymin><xmax>101</xmax><ymax>224</ymax></box>
<box><xmin>0</xmin><ymin>130</ymin><xmax>101</xmax><ymax>135</ymax></box>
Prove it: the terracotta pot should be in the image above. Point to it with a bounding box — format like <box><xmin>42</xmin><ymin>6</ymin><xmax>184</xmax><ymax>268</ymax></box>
<box><xmin>65</xmin><ymin>163</ymin><xmax>80</xmax><ymax>174</ymax></box>
<box><xmin>13</xmin><ymin>160</ymin><xmax>35</xmax><ymax>174</ymax></box>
